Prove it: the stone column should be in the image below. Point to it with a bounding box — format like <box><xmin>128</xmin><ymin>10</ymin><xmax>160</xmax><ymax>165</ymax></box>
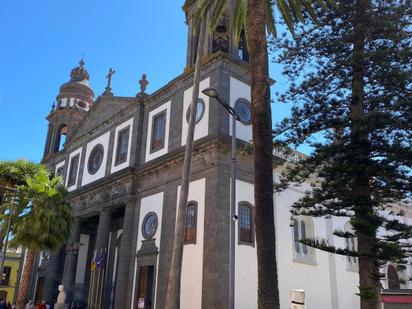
<box><xmin>62</xmin><ymin>217</ymin><xmax>82</xmax><ymax>303</ymax></box>
<box><xmin>114</xmin><ymin>201</ymin><xmax>135</xmax><ymax>308</ymax></box>
<box><xmin>95</xmin><ymin>208</ymin><xmax>112</xmax><ymax>251</ymax></box>
<box><xmin>89</xmin><ymin>208</ymin><xmax>111</xmax><ymax>308</ymax></box>
<box><xmin>42</xmin><ymin>250</ymin><xmax>61</xmax><ymax>303</ymax></box>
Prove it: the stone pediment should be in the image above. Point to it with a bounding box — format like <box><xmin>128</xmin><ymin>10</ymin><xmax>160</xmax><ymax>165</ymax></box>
<box><xmin>66</xmin><ymin>96</ymin><xmax>136</xmax><ymax>144</ymax></box>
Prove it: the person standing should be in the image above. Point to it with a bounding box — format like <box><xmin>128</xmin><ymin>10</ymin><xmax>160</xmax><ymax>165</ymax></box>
<box><xmin>24</xmin><ymin>300</ymin><xmax>34</xmax><ymax>309</ymax></box>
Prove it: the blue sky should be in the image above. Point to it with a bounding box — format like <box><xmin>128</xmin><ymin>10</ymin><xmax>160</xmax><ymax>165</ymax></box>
<box><xmin>0</xmin><ymin>0</ymin><xmax>292</xmax><ymax>162</ymax></box>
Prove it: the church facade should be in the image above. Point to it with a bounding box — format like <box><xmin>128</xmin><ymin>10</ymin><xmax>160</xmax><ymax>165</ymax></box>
<box><xmin>32</xmin><ymin>3</ymin><xmax>412</xmax><ymax>309</ymax></box>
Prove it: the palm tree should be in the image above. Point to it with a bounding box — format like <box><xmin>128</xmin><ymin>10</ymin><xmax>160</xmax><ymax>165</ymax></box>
<box><xmin>0</xmin><ymin>160</ymin><xmax>42</xmax><ymax>258</ymax></box>
<box><xmin>181</xmin><ymin>1</ymin><xmax>331</xmax><ymax>308</ymax></box>
<box><xmin>8</xmin><ymin>168</ymin><xmax>73</xmax><ymax>309</ymax></box>
<box><xmin>164</xmin><ymin>12</ymin><xmax>208</xmax><ymax>309</ymax></box>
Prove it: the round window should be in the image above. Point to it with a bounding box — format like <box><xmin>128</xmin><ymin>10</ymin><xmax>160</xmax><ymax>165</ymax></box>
<box><xmin>186</xmin><ymin>98</ymin><xmax>205</xmax><ymax>124</ymax></box>
<box><xmin>87</xmin><ymin>144</ymin><xmax>104</xmax><ymax>175</ymax></box>
<box><xmin>234</xmin><ymin>98</ymin><xmax>252</xmax><ymax>125</ymax></box>
<box><xmin>142</xmin><ymin>212</ymin><xmax>158</xmax><ymax>240</ymax></box>
<box><xmin>77</xmin><ymin>101</ymin><xmax>87</xmax><ymax>109</ymax></box>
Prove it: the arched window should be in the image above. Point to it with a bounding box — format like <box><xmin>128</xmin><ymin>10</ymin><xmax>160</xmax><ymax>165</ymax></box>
<box><xmin>292</xmin><ymin>216</ymin><xmax>315</xmax><ymax>261</ymax></box>
<box><xmin>293</xmin><ymin>219</ymin><xmax>300</xmax><ymax>253</ymax></box>
<box><xmin>54</xmin><ymin>125</ymin><xmax>68</xmax><ymax>152</ymax></box>
<box><xmin>1</xmin><ymin>266</ymin><xmax>11</xmax><ymax>286</ymax></box>
<box><xmin>238</xmin><ymin>30</ymin><xmax>249</xmax><ymax>62</ymax></box>
<box><xmin>300</xmin><ymin>221</ymin><xmax>308</xmax><ymax>254</ymax></box>
<box><xmin>212</xmin><ymin>15</ymin><xmax>229</xmax><ymax>53</ymax></box>
<box><xmin>387</xmin><ymin>265</ymin><xmax>400</xmax><ymax>289</ymax></box>
<box><xmin>239</xmin><ymin>202</ymin><xmax>253</xmax><ymax>245</ymax></box>
<box><xmin>344</xmin><ymin>222</ymin><xmax>358</xmax><ymax>266</ymax></box>
<box><xmin>184</xmin><ymin>202</ymin><xmax>198</xmax><ymax>244</ymax></box>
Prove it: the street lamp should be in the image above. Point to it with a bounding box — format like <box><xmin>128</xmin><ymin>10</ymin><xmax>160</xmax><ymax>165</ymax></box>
<box><xmin>202</xmin><ymin>87</ymin><xmax>239</xmax><ymax>309</ymax></box>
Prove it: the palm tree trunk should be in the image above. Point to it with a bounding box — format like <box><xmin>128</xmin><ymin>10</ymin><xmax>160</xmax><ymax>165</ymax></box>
<box><xmin>16</xmin><ymin>249</ymin><xmax>36</xmax><ymax>309</ymax></box>
<box><xmin>351</xmin><ymin>1</ymin><xmax>380</xmax><ymax>308</ymax></box>
<box><xmin>164</xmin><ymin>17</ymin><xmax>207</xmax><ymax>309</ymax></box>
<box><xmin>246</xmin><ymin>0</ymin><xmax>280</xmax><ymax>308</ymax></box>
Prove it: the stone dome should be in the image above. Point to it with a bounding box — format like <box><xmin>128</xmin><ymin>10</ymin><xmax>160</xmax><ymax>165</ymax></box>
<box><xmin>70</xmin><ymin>59</ymin><xmax>90</xmax><ymax>82</ymax></box>
<box><xmin>56</xmin><ymin>59</ymin><xmax>95</xmax><ymax>112</ymax></box>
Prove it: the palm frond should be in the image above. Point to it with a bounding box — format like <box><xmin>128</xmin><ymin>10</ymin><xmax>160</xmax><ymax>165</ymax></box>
<box><xmin>276</xmin><ymin>0</ymin><xmax>296</xmax><ymax>35</ymax></box>
<box><xmin>265</xmin><ymin>0</ymin><xmax>277</xmax><ymax>37</ymax></box>
<box><xmin>233</xmin><ymin>0</ymin><xmax>247</xmax><ymax>44</ymax></box>
<box><xmin>208</xmin><ymin>0</ymin><xmax>228</xmax><ymax>34</ymax></box>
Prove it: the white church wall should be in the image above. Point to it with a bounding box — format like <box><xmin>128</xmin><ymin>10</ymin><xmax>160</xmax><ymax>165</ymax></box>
<box><xmin>131</xmin><ymin>192</ymin><xmax>164</xmax><ymax>309</ymax></box>
<box><xmin>145</xmin><ymin>101</ymin><xmax>171</xmax><ymax>162</ymax></box>
<box><xmin>181</xmin><ymin>78</ymin><xmax>210</xmax><ymax>146</ymax></box>
<box><xmin>75</xmin><ymin>234</ymin><xmax>90</xmax><ymax>284</ymax></box>
<box><xmin>234</xmin><ymin>180</ymin><xmax>257</xmax><ymax>309</ymax></box>
<box><xmin>330</xmin><ymin>216</ymin><xmax>360</xmax><ymax>309</ymax></box>
<box><xmin>178</xmin><ymin>178</ymin><xmax>206</xmax><ymax>309</ymax></box>
<box><xmin>380</xmin><ymin>210</ymin><xmax>412</xmax><ymax>290</ymax></box>
<box><xmin>229</xmin><ymin>77</ymin><xmax>252</xmax><ymax>143</ymax></box>
<box><xmin>111</xmin><ymin>118</ymin><xmax>134</xmax><ymax>174</ymax></box>
<box><xmin>275</xmin><ymin>184</ymin><xmax>335</xmax><ymax>309</ymax></box>
<box><xmin>81</xmin><ymin>131</ymin><xmax>110</xmax><ymax>186</ymax></box>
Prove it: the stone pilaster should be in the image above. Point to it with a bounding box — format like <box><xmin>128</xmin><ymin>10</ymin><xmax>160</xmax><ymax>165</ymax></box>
<box><xmin>42</xmin><ymin>250</ymin><xmax>61</xmax><ymax>303</ymax></box>
<box><xmin>95</xmin><ymin>208</ymin><xmax>112</xmax><ymax>251</ymax></box>
<box><xmin>114</xmin><ymin>201</ymin><xmax>136</xmax><ymax>308</ymax></box>
<box><xmin>62</xmin><ymin>217</ymin><xmax>82</xmax><ymax>304</ymax></box>
<box><xmin>89</xmin><ymin>208</ymin><xmax>112</xmax><ymax>308</ymax></box>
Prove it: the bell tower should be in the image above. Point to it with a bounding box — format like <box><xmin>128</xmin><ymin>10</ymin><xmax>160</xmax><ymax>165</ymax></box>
<box><xmin>183</xmin><ymin>0</ymin><xmax>249</xmax><ymax>68</ymax></box>
<box><xmin>43</xmin><ymin>60</ymin><xmax>95</xmax><ymax>159</ymax></box>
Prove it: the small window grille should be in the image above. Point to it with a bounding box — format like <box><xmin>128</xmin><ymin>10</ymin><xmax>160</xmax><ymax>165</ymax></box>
<box><xmin>184</xmin><ymin>202</ymin><xmax>198</xmax><ymax>244</ymax></box>
<box><xmin>151</xmin><ymin>112</ymin><xmax>166</xmax><ymax>152</ymax></box>
<box><xmin>67</xmin><ymin>155</ymin><xmax>80</xmax><ymax>187</ymax></box>
<box><xmin>115</xmin><ymin>127</ymin><xmax>130</xmax><ymax>165</ymax></box>
<box><xmin>239</xmin><ymin>204</ymin><xmax>253</xmax><ymax>244</ymax></box>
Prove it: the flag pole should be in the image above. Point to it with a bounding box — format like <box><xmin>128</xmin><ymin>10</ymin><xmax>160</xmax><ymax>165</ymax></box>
<box><xmin>98</xmin><ymin>267</ymin><xmax>105</xmax><ymax>309</ymax></box>
<box><xmin>88</xmin><ymin>249</ymin><xmax>97</xmax><ymax>309</ymax></box>
<box><xmin>98</xmin><ymin>248</ymin><xmax>107</xmax><ymax>309</ymax></box>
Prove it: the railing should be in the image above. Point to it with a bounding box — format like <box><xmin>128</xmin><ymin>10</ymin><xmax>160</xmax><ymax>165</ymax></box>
<box><xmin>273</xmin><ymin>147</ymin><xmax>306</xmax><ymax>163</ymax></box>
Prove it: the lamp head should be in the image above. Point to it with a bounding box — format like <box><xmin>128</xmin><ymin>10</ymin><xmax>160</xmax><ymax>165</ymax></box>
<box><xmin>202</xmin><ymin>87</ymin><xmax>219</xmax><ymax>99</ymax></box>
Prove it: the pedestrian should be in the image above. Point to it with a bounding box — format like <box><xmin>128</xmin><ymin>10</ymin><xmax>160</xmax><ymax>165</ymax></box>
<box><xmin>7</xmin><ymin>302</ymin><xmax>12</xmax><ymax>309</ymax></box>
<box><xmin>25</xmin><ymin>300</ymin><xmax>34</xmax><ymax>309</ymax></box>
<box><xmin>0</xmin><ymin>299</ymin><xmax>6</xmax><ymax>309</ymax></box>
<box><xmin>45</xmin><ymin>302</ymin><xmax>50</xmax><ymax>309</ymax></box>
<box><xmin>39</xmin><ymin>301</ymin><xmax>46</xmax><ymax>309</ymax></box>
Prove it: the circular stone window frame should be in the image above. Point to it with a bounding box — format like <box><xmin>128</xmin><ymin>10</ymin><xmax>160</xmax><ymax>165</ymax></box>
<box><xmin>186</xmin><ymin>98</ymin><xmax>206</xmax><ymax>124</ymax></box>
<box><xmin>234</xmin><ymin>98</ymin><xmax>252</xmax><ymax>125</ymax></box>
<box><xmin>76</xmin><ymin>101</ymin><xmax>87</xmax><ymax>109</ymax></box>
<box><xmin>87</xmin><ymin>143</ymin><xmax>104</xmax><ymax>175</ymax></box>
<box><xmin>141</xmin><ymin>212</ymin><xmax>159</xmax><ymax>240</ymax></box>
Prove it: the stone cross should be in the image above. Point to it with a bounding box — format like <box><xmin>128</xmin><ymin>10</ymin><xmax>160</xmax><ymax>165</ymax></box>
<box><xmin>103</xmin><ymin>68</ymin><xmax>115</xmax><ymax>96</ymax></box>
<box><xmin>106</xmin><ymin>68</ymin><xmax>115</xmax><ymax>89</ymax></box>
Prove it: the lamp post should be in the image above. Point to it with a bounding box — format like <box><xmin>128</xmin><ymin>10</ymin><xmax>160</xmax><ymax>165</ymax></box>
<box><xmin>202</xmin><ymin>87</ymin><xmax>239</xmax><ymax>309</ymax></box>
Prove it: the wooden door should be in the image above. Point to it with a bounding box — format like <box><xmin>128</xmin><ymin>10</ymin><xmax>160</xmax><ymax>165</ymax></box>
<box><xmin>137</xmin><ymin>266</ymin><xmax>154</xmax><ymax>309</ymax></box>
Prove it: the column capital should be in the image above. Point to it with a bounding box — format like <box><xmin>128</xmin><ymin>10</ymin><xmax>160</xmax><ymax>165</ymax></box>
<box><xmin>73</xmin><ymin>216</ymin><xmax>83</xmax><ymax>223</ymax></box>
<box><xmin>124</xmin><ymin>198</ymin><xmax>137</xmax><ymax>208</ymax></box>
<box><xmin>100</xmin><ymin>207</ymin><xmax>112</xmax><ymax>215</ymax></box>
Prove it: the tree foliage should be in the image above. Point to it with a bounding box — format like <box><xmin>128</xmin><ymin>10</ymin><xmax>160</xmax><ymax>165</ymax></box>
<box><xmin>273</xmin><ymin>0</ymin><xmax>411</xmax><ymax>305</ymax></box>
<box><xmin>0</xmin><ymin>161</ymin><xmax>73</xmax><ymax>308</ymax></box>
<box><xmin>10</xmin><ymin>168</ymin><xmax>73</xmax><ymax>250</ymax></box>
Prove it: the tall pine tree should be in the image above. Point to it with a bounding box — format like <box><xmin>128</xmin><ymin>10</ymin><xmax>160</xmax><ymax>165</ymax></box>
<box><xmin>273</xmin><ymin>1</ymin><xmax>412</xmax><ymax>308</ymax></box>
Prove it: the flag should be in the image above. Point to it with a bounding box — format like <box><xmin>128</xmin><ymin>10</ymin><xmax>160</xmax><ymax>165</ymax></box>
<box><xmin>96</xmin><ymin>248</ymin><xmax>106</xmax><ymax>270</ymax></box>
<box><xmin>90</xmin><ymin>250</ymin><xmax>97</xmax><ymax>272</ymax></box>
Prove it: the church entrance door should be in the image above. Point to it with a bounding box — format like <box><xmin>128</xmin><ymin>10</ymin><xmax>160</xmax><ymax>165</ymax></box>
<box><xmin>137</xmin><ymin>266</ymin><xmax>154</xmax><ymax>309</ymax></box>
